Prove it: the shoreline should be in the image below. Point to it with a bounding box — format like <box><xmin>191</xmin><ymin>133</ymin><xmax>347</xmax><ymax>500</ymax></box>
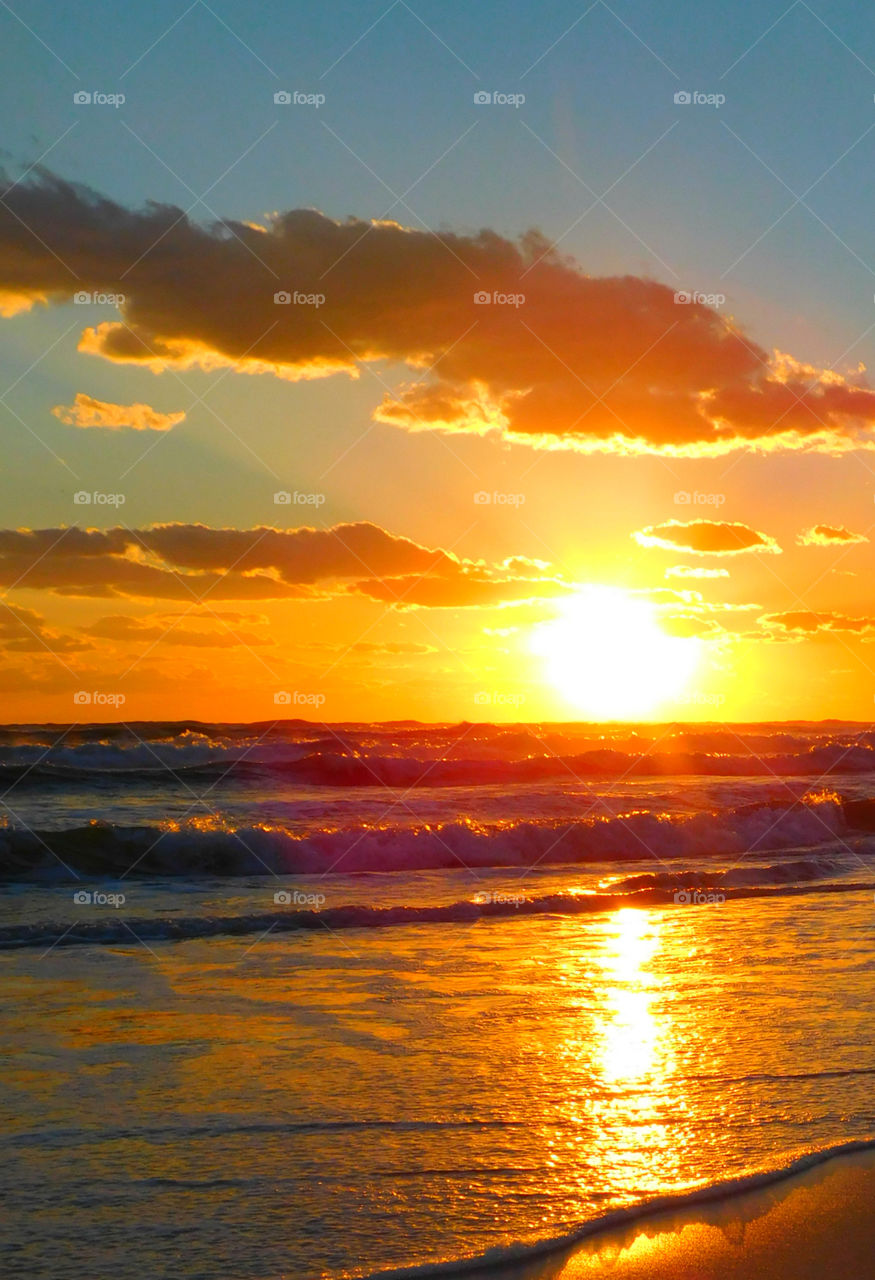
<box><xmin>359</xmin><ymin>1138</ymin><xmax>875</xmax><ymax>1279</ymax></box>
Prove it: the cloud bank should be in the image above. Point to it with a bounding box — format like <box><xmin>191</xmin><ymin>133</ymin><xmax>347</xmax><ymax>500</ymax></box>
<box><xmin>0</xmin><ymin>521</ymin><xmax>569</xmax><ymax>608</ymax></box>
<box><xmin>4</xmin><ymin>171</ymin><xmax>875</xmax><ymax>455</ymax></box>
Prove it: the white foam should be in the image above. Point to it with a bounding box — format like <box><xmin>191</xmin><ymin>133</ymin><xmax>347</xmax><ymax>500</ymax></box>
<box><xmin>357</xmin><ymin>1139</ymin><xmax>875</xmax><ymax>1279</ymax></box>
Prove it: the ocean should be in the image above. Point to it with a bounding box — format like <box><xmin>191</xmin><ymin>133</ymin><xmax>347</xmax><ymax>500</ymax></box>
<box><xmin>3</xmin><ymin>719</ymin><xmax>875</xmax><ymax>1278</ymax></box>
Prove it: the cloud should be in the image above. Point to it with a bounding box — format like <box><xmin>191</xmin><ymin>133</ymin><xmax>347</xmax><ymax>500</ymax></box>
<box><xmin>5</xmin><ymin>171</ymin><xmax>875</xmax><ymax>455</ymax></box>
<box><xmin>796</xmin><ymin>524</ymin><xmax>869</xmax><ymax>547</ymax></box>
<box><xmin>0</xmin><ymin>289</ymin><xmax>41</xmax><ymax>317</ymax></box>
<box><xmin>82</xmin><ymin>614</ymin><xmax>271</xmax><ymax>646</ymax></box>
<box><xmin>350</xmin><ymin>641</ymin><xmax>435</xmax><ymax>654</ymax></box>
<box><xmin>659</xmin><ymin>613</ymin><xmax>723</xmax><ymax>638</ymax></box>
<box><xmin>0</xmin><ymin>528</ymin><xmax>307</xmax><ymax>601</ymax></box>
<box><xmin>647</xmin><ymin>589</ymin><xmax>762</xmax><ymax>640</ymax></box>
<box><xmin>162</xmin><ymin>609</ymin><xmax>269</xmax><ymax>623</ymax></box>
<box><xmin>760</xmin><ymin>610</ymin><xmax>875</xmax><ymax>635</ymax></box>
<box><xmin>0</xmin><ymin>602</ymin><xmax>90</xmax><ymax>654</ymax></box>
<box><xmin>0</xmin><ymin>521</ymin><xmax>568</xmax><ymax>607</ymax></box>
<box><xmin>52</xmin><ymin>393</ymin><xmax>185</xmax><ymax>431</ymax></box>
<box><xmin>664</xmin><ymin>565</ymin><xmax>731</xmax><ymax>579</ymax></box>
<box><xmin>634</xmin><ymin>520</ymin><xmax>782</xmax><ymax>556</ymax></box>
<box><xmin>352</xmin><ymin>571</ymin><xmax>570</xmax><ymax>609</ymax></box>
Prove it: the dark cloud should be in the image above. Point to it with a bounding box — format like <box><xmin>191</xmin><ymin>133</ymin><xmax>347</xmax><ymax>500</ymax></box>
<box><xmin>4</xmin><ymin>171</ymin><xmax>875</xmax><ymax>455</ymax></box>
<box><xmin>0</xmin><ymin>601</ymin><xmax>90</xmax><ymax>653</ymax></box>
<box><xmin>0</xmin><ymin>521</ymin><xmax>568</xmax><ymax>607</ymax></box>
<box><xmin>83</xmin><ymin>615</ymin><xmax>272</xmax><ymax>647</ymax></box>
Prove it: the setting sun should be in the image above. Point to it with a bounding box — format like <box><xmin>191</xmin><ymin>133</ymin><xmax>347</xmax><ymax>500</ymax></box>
<box><xmin>530</xmin><ymin>586</ymin><xmax>701</xmax><ymax>718</ymax></box>
<box><xmin>6</xmin><ymin>6</ymin><xmax>875</xmax><ymax>1278</ymax></box>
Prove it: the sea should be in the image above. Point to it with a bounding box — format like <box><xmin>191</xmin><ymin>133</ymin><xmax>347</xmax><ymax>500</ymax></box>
<box><xmin>3</xmin><ymin>718</ymin><xmax>875</xmax><ymax>1279</ymax></box>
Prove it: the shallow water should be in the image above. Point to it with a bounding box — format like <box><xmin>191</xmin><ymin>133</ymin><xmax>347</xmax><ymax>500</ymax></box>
<box><xmin>3</xmin><ymin>720</ymin><xmax>875</xmax><ymax>1278</ymax></box>
<box><xmin>4</xmin><ymin>887</ymin><xmax>875</xmax><ymax>1278</ymax></box>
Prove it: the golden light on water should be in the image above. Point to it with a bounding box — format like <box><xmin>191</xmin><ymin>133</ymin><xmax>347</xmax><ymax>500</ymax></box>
<box><xmin>597</xmin><ymin>908</ymin><xmax>661</xmax><ymax>1084</ymax></box>
<box><xmin>549</xmin><ymin>907</ymin><xmax>692</xmax><ymax>1206</ymax></box>
<box><xmin>530</xmin><ymin>586</ymin><xmax>701</xmax><ymax>718</ymax></box>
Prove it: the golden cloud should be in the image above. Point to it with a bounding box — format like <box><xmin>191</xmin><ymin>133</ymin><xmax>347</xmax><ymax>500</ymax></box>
<box><xmin>0</xmin><ymin>602</ymin><xmax>90</xmax><ymax>653</ymax></box>
<box><xmin>659</xmin><ymin>613</ymin><xmax>723</xmax><ymax>638</ymax></box>
<box><xmin>0</xmin><ymin>521</ymin><xmax>569</xmax><ymax>607</ymax></box>
<box><xmin>634</xmin><ymin>520</ymin><xmax>782</xmax><ymax>555</ymax></box>
<box><xmin>352</xmin><ymin>571</ymin><xmax>570</xmax><ymax>609</ymax></box>
<box><xmin>4</xmin><ymin>172</ymin><xmax>875</xmax><ymax>455</ymax></box>
<box><xmin>760</xmin><ymin>610</ymin><xmax>875</xmax><ymax>635</ymax></box>
<box><xmin>796</xmin><ymin>524</ymin><xmax>869</xmax><ymax>547</ymax></box>
<box><xmin>52</xmin><ymin>393</ymin><xmax>185</xmax><ymax>432</ymax></box>
<box><xmin>664</xmin><ymin>565</ymin><xmax>731</xmax><ymax>579</ymax></box>
<box><xmin>83</xmin><ymin>614</ymin><xmax>271</xmax><ymax>646</ymax></box>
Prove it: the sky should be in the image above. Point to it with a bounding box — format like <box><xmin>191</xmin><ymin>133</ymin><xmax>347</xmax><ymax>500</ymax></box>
<box><xmin>3</xmin><ymin>0</ymin><xmax>875</xmax><ymax>722</ymax></box>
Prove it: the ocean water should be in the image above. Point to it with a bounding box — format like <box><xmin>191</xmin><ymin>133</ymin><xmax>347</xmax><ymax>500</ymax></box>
<box><xmin>2</xmin><ymin>719</ymin><xmax>875</xmax><ymax>1278</ymax></box>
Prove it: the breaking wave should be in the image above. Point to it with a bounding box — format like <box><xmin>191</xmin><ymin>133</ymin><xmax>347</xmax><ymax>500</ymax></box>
<box><xmin>4</xmin><ymin>720</ymin><xmax>875</xmax><ymax>786</ymax></box>
<box><xmin>355</xmin><ymin>1138</ymin><xmax>875</xmax><ymax>1279</ymax></box>
<box><xmin>1</xmin><ymin>851</ymin><xmax>869</xmax><ymax>950</ymax></box>
<box><xmin>0</xmin><ymin>794</ymin><xmax>856</xmax><ymax>879</ymax></box>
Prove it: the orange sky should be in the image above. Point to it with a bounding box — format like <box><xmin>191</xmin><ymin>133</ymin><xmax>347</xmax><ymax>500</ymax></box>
<box><xmin>4</xmin><ymin>6</ymin><xmax>875</xmax><ymax>723</ymax></box>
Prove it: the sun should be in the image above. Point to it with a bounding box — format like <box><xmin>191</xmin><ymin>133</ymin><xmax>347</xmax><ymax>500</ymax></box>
<box><xmin>530</xmin><ymin>586</ymin><xmax>701</xmax><ymax>719</ymax></box>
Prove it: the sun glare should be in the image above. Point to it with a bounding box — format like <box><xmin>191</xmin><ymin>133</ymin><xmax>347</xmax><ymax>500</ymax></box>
<box><xmin>531</xmin><ymin>585</ymin><xmax>700</xmax><ymax>719</ymax></box>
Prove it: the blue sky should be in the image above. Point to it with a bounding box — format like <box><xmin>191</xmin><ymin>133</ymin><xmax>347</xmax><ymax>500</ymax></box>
<box><xmin>3</xmin><ymin>0</ymin><xmax>875</xmax><ymax>526</ymax></box>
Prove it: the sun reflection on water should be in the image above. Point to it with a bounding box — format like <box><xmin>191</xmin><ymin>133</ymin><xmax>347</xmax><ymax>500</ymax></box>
<box><xmin>548</xmin><ymin>905</ymin><xmax>699</xmax><ymax>1205</ymax></box>
<box><xmin>597</xmin><ymin>908</ymin><xmax>661</xmax><ymax>1085</ymax></box>
<box><xmin>588</xmin><ymin>907</ymin><xmax>696</xmax><ymax>1200</ymax></box>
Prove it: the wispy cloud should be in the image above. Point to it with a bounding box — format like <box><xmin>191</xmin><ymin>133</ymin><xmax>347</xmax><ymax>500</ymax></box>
<box><xmin>796</xmin><ymin>524</ymin><xmax>869</xmax><ymax>547</ymax></box>
<box><xmin>52</xmin><ymin>393</ymin><xmax>185</xmax><ymax>432</ymax></box>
